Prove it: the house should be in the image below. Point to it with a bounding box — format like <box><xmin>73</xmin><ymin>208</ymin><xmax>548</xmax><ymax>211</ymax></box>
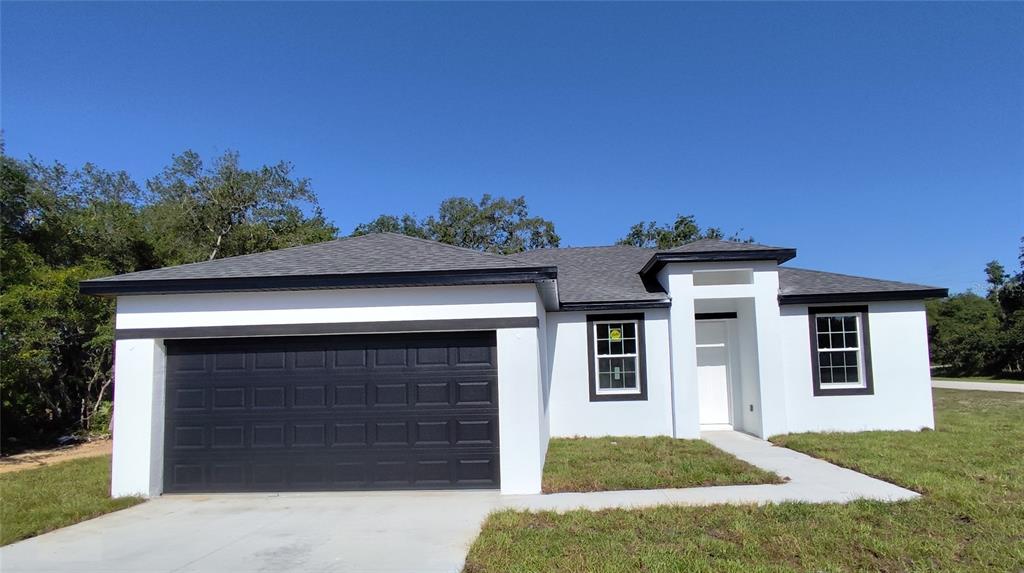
<box><xmin>80</xmin><ymin>233</ymin><xmax>947</xmax><ymax>496</ymax></box>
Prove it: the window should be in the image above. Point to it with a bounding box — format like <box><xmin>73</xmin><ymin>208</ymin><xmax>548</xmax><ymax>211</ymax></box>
<box><xmin>809</xmin><ymin>306</ymin><xmax>873</xmax><ymax>396</ymax></box>
<box><xmin>587</xmin><ymin>313</ymin><xmax>648</xmax><ymax>401</ymax></box>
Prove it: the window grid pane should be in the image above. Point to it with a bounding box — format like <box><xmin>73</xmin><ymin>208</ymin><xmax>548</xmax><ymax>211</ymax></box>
<box><xmin>594</xmin><ymin>320</ymin><xmax>641</xmax><ymax>393</ymax></box>
<box><xmin>815</xmin><ymin>313</ymin><xmax>864</xmax><ymax>387</ymax></box>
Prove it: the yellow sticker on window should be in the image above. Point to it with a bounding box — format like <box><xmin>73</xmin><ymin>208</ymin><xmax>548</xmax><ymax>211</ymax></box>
<box><xmin>609</xmin><ymin>328</ymin><xmax>622</xmax><ymax>341</ymax></box>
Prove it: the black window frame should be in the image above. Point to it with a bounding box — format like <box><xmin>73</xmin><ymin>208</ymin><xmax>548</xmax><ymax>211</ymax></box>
<box><xmin>808</xmin><ymin>305</ymin><xmax>874</xmax><ymax>396</ymax></box>
<box><xmin>586</xmin><ymin>313</ymin><xmax>648</xmax><ymax>402</ymax></box>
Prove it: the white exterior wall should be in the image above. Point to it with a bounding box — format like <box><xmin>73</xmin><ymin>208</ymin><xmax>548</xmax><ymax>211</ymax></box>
<box><xmin>110</xmin><ymin>284</ymin><xmax>547</xmax><ymax>497</ymax></box>
<box><xmin>497</xmin><ymin>327</ymin><xmax>545</xmax><ymax>494</ymax></box>
<box><xmin>115</xmin><ymin>284</ymin><xmax>540</xmax><ymax>329</ymax></box>
<box><xmin>110</xmin><ymin>338</ymin><xmax>166</xmax><ymax>497</ymax></box>
<box><xmin>545</xmin><ymin>309</ymin><xmax>674</xmax><ymax>438</ymax></box>
<box><xmin>657</xmin><ymin>261</ymin><xmax>787</xmax><ymax>438</ymax></box>
<box><xmin>780</xmin><ymin>300</ymin><xmax>935</xmax><ymax>433</ymax></box>
<box><xmin>534</xmin><ymin>295</ymin><xmax>552</xmax><ymax>468</ymax></box>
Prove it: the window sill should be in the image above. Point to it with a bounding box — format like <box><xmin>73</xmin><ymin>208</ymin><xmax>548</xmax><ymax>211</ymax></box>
<box><xmin>590</xmin><ymin>391</ymin><xmax>648</xmax><ymax>402</ymax></box>
<box><xmin>813</xmin><ymin>385</ymin><xmax>874</xmax><ymax>397</ymax></box>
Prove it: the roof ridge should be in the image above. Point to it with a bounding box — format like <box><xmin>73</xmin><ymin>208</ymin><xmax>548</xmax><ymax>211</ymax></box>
<box><xmin>374</xmin><ymin>232</ymin><xmax>536</xmax><ymax>266</ymax></box>
<box><xmin>512</xmin><ymin>244</ymin><xmax>652</xmax><ymax>253</ymax></box>
<box><xmin>780</xmin><ymin>266</ymin><xmax>937</xmax><ymax>288</ymax></box>
<box><xmin>92</xmin><ymin>236</ymin><xmax>357</xmax><ymax>280</ymax></box>
<box><xmin>666</xmin><ymin>237</ymin><xmax>788</xmax><ymax>251</ymax></box>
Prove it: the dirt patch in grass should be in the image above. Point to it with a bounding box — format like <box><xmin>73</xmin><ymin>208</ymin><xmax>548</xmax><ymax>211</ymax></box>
<box><xmin>542</xmin><ymin>436</ymin><xmax>782</xmax><ymax>493</ymax></box>
<box><xmin>0</xmin><ymin>438</ymin><xmax>112</xmax><ymax>474</ymax></box>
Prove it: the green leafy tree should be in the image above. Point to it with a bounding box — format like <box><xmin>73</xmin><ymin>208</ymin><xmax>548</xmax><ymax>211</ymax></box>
<box><xmin>1</xmin><ymin>150</ymin><xmax>338</xmax><ymax>450</ymax></box>
<box><xmin>617</xmin><ymin>214</ymin><xmax>752</xmax><ymax>249</ymax></box>
<box><xmin>352</xmin><ymin>195</ymin><xmax>559</xmax><ymax>254</ymax></box>
<box><xmin>2</xmin><ymin>262</ymin><xmax>115</xmax><ymax>442</ymax></box>
<box><xmin>991</xmin><ymin>238</ymin><xmax>1024</xmax><ymax>372</ymax></box>
<box><xmin>985</xmin><ymin>260</ymin><xmax>1007</xmax><ymax>299</ymax></box>
<box><xmin>927</xmin><ymin>238</ymin><xmax>1024</xmax><ymax>377</ymax></box>
<box><xmin>21</xmin><ymin>159</ymin><xmax>154</xmax><ymax>274</ymax></box>
<box><xmin>144</xmin><ymin>150</ymin><xmax>337</xmax><ymax>264</ymax></box>
<box><xmin>926</xmin><ymin>293</ymin><xmax>1004</xmax><ymax>375</ymax></box>
<box><xmin>351</xmin><ymin>214</ymin><xmax>431</xmax><ymax>240</ymax></box>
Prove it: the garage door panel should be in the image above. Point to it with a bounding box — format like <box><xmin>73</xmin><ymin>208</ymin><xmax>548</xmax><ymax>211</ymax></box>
<box><xmin>166</xmin><ymin>450</ymin><xmax>500</xmax><ymax>492</ymax></box>
<box><xmin>164</xmin><ymin>332</ymin><xmax>499</xmax><ymax>492</ymax></box>
<box><xmin>168</xmin><ymin>376</ymin><xmax>497</xmax><ymax>414</ymax></box>
<box><xmin>166</xmin><ymin>334</ymin><xmax>495</xmax><ymax>372</ymax></box>
<box><xmin>167</xmin><ymin>414</ymin><xmax>497</xmax><ymax>452</ymax></box>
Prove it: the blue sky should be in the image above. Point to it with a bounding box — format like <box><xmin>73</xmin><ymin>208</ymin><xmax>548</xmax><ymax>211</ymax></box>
<box><xmin>3</xmin><ymin>2</ymin><xmax>1021</xmax><ymax>293</ymax></box>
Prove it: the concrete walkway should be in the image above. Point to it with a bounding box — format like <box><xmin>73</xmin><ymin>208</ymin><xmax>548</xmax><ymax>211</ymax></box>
<box><xmin>502</xmin><ymin>431</ymin><xmax>918</xmax><ymax>512</ymax></box>
<box><xmin>933</xmin><ymin>379</ymin><xmax>1024</xmax><ymax>393</ymax></box>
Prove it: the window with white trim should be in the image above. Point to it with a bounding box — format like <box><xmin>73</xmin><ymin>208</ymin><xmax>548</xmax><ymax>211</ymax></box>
<box><xmin>810</xmin><ymin>307</ymin><xmax>874</xmax><ymax>396</ymax></box>
<box><xmin>594</xmin><ymin>320</ymin><xmax>640</xmax><ymax>393</ymax></box>
<box><xmin>587</xmin><ymin>313</ymin><xmax>648</xmax><ymax>401</ymax></box>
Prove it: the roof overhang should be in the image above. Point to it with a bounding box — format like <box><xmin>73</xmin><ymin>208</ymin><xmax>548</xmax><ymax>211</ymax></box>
<box><xmin>80</xmin><ymin>267</ymin><xmax>559</xmax><ymax>297</ymax></box>
<box><xmin>640</xmin><ymin>248</ymin><xmax>798</xmax><ymax>277</ymax></box>
<box><xmin>558</xmin><ymin>300</ymin><xmax>672</xmax><ymax>312</ymax></box>
<box><xmin>778</xmin><ymin>288</ymin><xmax>949</xmax><ymax>305</ymax></box>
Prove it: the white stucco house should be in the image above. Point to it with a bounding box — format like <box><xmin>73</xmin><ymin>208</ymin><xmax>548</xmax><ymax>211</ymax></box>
<box><xmin>81</xmin><ymin>233</ymin><xmax>947</xmax><ymax>496</ymax></box>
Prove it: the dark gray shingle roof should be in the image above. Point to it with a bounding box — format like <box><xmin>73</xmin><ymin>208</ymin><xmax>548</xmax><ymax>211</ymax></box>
<box><xmin>81</xmin><ymin>232</ymin><xmax>946</xmax><ymax>304</ymax></box>
<box><xmin>87</xmin><ymin>233</ymin><xmax>540</xmax><ymax>283</ymax></box>
<box><xmin>665</xmin><ymin>238</ymin><xmax>792</xmax><ymax>253</ymax></box>
<box><xmin>510</xmin><ymin>246</ymin><xmax>945</xmax><ymax>306</ymax></box>
<box><xmin>639</xmin><ymin>239</ymin><xmax>798</xmax><ymax>273</ymax></box>
<box><xmin>508</xmin><ymin>246</ymin><xmax>668</xmax><ymax>306</ymax></box>
<box><xmin>778</xmin><ymin>267</ymin><xmax>947</xmax><ymax>302</ymax></box>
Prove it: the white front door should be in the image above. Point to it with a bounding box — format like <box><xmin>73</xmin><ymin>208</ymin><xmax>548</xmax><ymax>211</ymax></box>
<box><xmin>696</xmin><ymin>321</ymin><xmax>732</xmax><ymax>427</ymax></box>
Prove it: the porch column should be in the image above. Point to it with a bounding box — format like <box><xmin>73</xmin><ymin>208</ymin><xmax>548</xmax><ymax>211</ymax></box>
<box><xmin>752</xmin><ymin>271</ymin><xmax>788</xmax><ymax>438</ymax></box>
<box><xmin>664</xmin><ymin>273</ymin><xmax>701</xmax><ymax>439</ymax></box>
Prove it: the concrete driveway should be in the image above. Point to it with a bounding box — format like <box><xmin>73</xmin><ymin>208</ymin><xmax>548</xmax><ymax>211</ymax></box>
<box><xmin>0</xmin><ymin>491</ymin><xmax>502</xmax><ymax>573</ymax></box>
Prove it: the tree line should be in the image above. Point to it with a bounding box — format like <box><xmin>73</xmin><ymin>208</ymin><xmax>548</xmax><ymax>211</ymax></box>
<box><xmin>1</xmin><ymin>148</ymin><xmax>733</xmax><ymax>451</ymax></box>
<box><xmin>926</xmin><ymin>242</ymin><xmax>1024</xmax><ymax>378</ymax></box>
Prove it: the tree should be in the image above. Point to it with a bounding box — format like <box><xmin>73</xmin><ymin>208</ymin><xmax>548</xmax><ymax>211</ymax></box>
<box><xmin>985</xmin><ymin>260</ymin><xmax>1007</xmax><ymax>299</ymax></box>
<box><xmin>991</xmin><ymin>238</ymin><xmax>1024</xmax><ymax>372</ymax></box>
<box><xmin>926</xmin><ymin>237</ymin><xmax>1024</xmax><ymax>377</ymax></box>
<box><xmin>351</xmin><ymin>214</ymin><xmax>430</xmax><ymax>240</ymax></box>
<box><xmin>926</xmin><ymin>293</ymin><xmax>1004</xmax><ymax>376</ymax></box>
<box><xmin>617</xmin><ymin>214</ymin><xmax>752</xmax><ymax>249</ymax></box>
<box><xmin>0</xmin><ymin>150</ymin><xmax>339</xmax><ymax>451</ymax></box>
<box><xmin>21</xmin><ymin>159</ymin><xmax>154</xmax><ymax>274</ymax></box>
<box><xmin>145</xmin><ymin>150</ymin><xmax>337</xmax><ymax>264</ymax></box>
<box><xmin>1</xmin><ymin>155</ymin><xmax>124</xmax><ymax>445</ymax></box>
<box><xmin>2</xmin><ymin>262</ymin><xmax>115</xmax><ymax>443</ymax></box>
<box><xmin>352</xmin><ymin>195</ymin><xmax>559</xmax><ymax>254</ymax></box>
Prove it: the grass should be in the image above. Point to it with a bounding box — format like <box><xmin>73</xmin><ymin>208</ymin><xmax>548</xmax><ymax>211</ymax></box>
<box><xmin>464</xmin><ymin>390</ymin><xmax>1024</xmax><ymax>572</ymax></box>
<box><xmin>542</xmin><ymin>436</ymin><xmax>782</xmax><ymax>493</ymax></box>
<box><xmin>934</xmin><ymin>375</ymin><xmax>1024</xmax><ymax>384</ymax></box>
<box><xmin>0</xmin><ymin>455</ymin><xmax>143</xmax><ymax>546</ymax></box>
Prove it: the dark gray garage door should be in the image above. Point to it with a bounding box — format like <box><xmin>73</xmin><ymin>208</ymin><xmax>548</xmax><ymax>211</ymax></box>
<box><xmin>163</xmin><ymin>331</ymin><xmax>499</xmax><ymax>493</ymax></box>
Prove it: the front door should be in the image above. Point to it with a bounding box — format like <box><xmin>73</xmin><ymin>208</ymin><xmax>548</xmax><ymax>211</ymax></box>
<box><xmin>696</xmin><ymin>320</ymin><xmax>732</xmax><ymax>427</ymax></box>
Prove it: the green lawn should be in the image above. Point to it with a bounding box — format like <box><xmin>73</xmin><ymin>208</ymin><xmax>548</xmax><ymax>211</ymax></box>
<box><xmin>542</xmin><ymin>436</ymin><xmax>781</xmax><ymax>493</ymax></box>
<box><xmin>0</xmin><ymin>455</ymin><xmax>143</xmax><ymax>546</ymax></box>
<box><xmin>465</xmin><ymin>390</ymin><xmax>1024</xmax><ymax>572</ymax></box>
<box><xmin>934</xmin><ymin>375</ymin><xmax>1024</xmax><ymax>384</ymax></box>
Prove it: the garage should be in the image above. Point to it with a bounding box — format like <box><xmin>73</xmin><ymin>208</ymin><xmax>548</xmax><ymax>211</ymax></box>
<box><xmin>163</xmin><ymin>331</ymin><xmax>500</xmax><ymax>492</ymax></box>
